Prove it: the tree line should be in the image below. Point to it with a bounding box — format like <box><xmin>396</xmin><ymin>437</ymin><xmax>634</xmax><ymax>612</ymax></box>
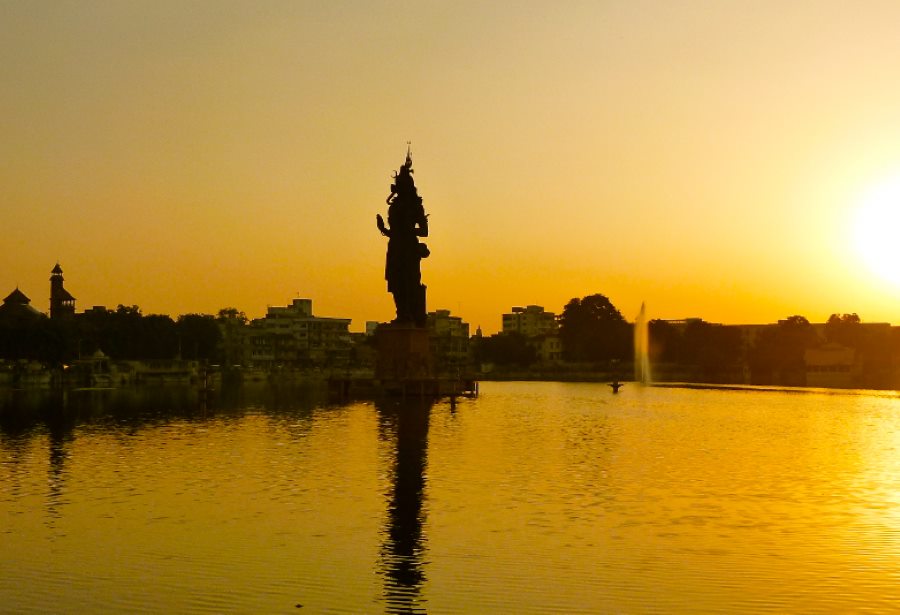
<box><xmin>475</xmin><ymin>294</ymin><xmax>900</xmax><ymax>386</ymax></box>
<box><xmin>5</xmin><ymin>292</ymin><xmax>899</xmax><ymax>387</ymax></box>
<box><xmin>0</xmin><ymin>306</ymin><xmax>247</xmax><ymax>365</ymax></box>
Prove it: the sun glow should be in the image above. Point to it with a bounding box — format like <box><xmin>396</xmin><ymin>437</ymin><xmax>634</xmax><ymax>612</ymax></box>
<box><xmin>853</xmin><ymin>178</ymin><xmax>900</xmax><ymax>288</ymax></box>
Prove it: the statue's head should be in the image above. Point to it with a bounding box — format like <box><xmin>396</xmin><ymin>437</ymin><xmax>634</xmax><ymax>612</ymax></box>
<box><xmin>388</xmin><ymin>145</ymin><xmax>417</xmax><ymax>197</ymax></box>
<box><xmin>393</xmin><ymin>163</ymin><xmax>415</xmax><ymax>194</ymax></box>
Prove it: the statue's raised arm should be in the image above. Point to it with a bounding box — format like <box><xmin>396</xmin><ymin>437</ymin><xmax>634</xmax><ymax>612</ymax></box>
<box><xmin>376</xmin><ymin>213</ymin><xmax>390</xmax><ymax>237</ymax></box>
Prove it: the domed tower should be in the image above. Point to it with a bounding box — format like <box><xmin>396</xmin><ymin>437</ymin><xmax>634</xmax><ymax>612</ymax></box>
<box><xmin>49</xmin><ymin>263</ymin><xmax>76</xmax><ymax>320</ymax></box>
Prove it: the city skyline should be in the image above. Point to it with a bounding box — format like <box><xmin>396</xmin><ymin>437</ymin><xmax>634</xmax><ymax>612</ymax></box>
<box><xmin>4</xmin><ymin>2</ymin><xmax>900</xmax><ymax>334</ymax></box>
<box><xmin>5</xmin><ymin>261</ymin><xmax>895</xmax><ymax>334</ymax></box>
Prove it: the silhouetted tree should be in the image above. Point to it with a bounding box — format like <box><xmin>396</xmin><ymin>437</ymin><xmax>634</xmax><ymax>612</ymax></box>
<box><xmin>476</xmin><ymin>332</ymin><xmax>536</xmax><ymax>367</ymax></box>
<box><xmin>142</xmin><ymin>314</ymin><xmax>178</xmax><ymax>359</ymax></box>
<box><xmin>108</xmin><ymin>305</ymin><xmax>145</xmax><ymax>358</ymax></box>
<box><xmin>0</xmin><ymin>304</ymin><xmax>234</xmax><ymax>364</ymax></box>
<box><xmin>217</xmin><ymin>307</ymin><xmax>248</xmax><ymax>367</ymax></box>
<box><xmin>559</xmin><ymin>294</ymin><xmax>630</xmax><ymax>362</ymax></box>
<box><xmin>76</xmin><ymin>305</ymin><xmax>180</xmax><ymax>360</ymax></box>
<box><xmin>0</xmin><ymin>318</ymin><xmax>72</xmax><ymax>363</ymax></box>
<box><xmin>176</xmin><ymin>314</ymin><xmax>221</xmax><ymax>360</ymax></box>
<box><xmin>216</xmin><ymin>307</ymin><xmax>247</xmax><ymax>324</ymax></box>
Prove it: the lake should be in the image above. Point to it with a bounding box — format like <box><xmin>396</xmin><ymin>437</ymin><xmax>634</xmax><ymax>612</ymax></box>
<box><xmin>2</xmin><ymin>381</ymin><xmax>900</xmax><ymax>613</ymax></box>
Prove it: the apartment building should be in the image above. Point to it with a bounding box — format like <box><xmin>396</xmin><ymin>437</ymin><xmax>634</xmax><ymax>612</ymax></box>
<box><xmin>246</xmin><ymin>298</ymin><xmax>351</xmax><ymax>369</ymax></box>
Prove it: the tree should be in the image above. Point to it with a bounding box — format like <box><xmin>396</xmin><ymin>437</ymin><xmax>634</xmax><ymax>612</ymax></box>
<box><xmin>217</xmin><ymin>307</ymin><xmax>248</xmax><ymax>367</ymax></box>
<box><xmin>216</xmin><ymin>307</ymin><xmax>247</xmax><ymax>324</ymax></box>
<box><xmin>141</xmin><ymin>314</ymin><xmax>178</xmax><ymax>359</ymax></box>
<box><xmin>0</xmin><ymin>317</ymin><xmax>71</xmax><ymax>363</ymax></box>
<box><xmin>77</xmin><ymin>305</ymin><xmax>180</xmax><ymax>359</ymax></box>
<box><xmin>476</xmin><ymin>332</ymin><xmax>536</xmax><ymax>367</ymax></box>
<box><xmin>176</xmin><ymin>314</ymin><xmax>221</xmax><ymax>360</ymax></box>
<box><xmin>558</xmin><ymin>294</ymin><xmax>630</xmax><ymax>362</ymax></box>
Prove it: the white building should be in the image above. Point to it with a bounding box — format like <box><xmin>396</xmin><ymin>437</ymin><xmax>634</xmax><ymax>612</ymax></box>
<box><xmin>426</xmin><ymin>309</ymin><xmax>471</xmax><ymax>372</ymax></box>
<box><xmin>247</xmin><ymin>298</ymin><xmax>351</xmax><ymax>369</ymax></box>
<box><xmin>501</xmin><ymin>305</ymin><xmax>561</xmax><ymax>362</ymax></box>
<box><xmin>502</xmin><ymin>305</ymin><xmax>558</xmax><ymax>337</ymax></box>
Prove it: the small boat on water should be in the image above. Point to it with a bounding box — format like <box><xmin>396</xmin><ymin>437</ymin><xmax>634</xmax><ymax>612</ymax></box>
<box><xmin>609</xmin><ymin>380</ymin><xmax>623</xmax><ymax>393</ymax></box>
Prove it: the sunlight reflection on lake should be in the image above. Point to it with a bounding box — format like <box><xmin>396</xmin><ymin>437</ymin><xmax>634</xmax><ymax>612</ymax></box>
<box><xmin>2</xmin><ymin>381</ymin><xmax>900</xmax><ymax>613</ymax></box>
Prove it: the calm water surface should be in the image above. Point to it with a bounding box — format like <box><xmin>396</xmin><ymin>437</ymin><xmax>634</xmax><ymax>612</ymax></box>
<box><xmin>2</xmin><ymin>381</ymin><xmax>900</xmax><ymax>613</ymax></box>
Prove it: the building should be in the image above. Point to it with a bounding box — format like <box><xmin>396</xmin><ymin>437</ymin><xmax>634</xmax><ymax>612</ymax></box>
<box><xmin>805</xmin><ymin>342</ymin><xmax>858</xmax><ymax>388</ymax></box>
<box><xmin>2</xmin><ymin>263</ymin><xmax>77</xmax><ymax>323</ymax></box>
<box><xmin>246</xmin><ymin>298</ymin><xmax>351</xmax><ymax>369</ymax></box>
<box><xmin>49</xmin><ymin>263</ymin><xmax>76</xmax><ymax>320</ymax></box>
<box><xmin>426</xmin><ymin>309</ymin><xmax>471</xmax><ymax>372</ymax></box>
<box><xmin>348</xmin><ymin>331</ymin><xmax>377</xmax><ymax>369</ymax></box>
<box><xmin>0</xmin><ymin>288</ymin><xmax>45</xmax><ymax>322</ymax></box>
<box><xmin>502</xmin><ymin>305</ymin><xmax>558</xmax><ymax>337</ymax></box>
<box><xmin>500</xmin><ymin>305</ymin><xmax>561</xmax><ymax>363</ymax></box>
<box><xmin>535</xmin><ymin>335</ymin><xmax>562</xmax><ymax>362</ymax></box>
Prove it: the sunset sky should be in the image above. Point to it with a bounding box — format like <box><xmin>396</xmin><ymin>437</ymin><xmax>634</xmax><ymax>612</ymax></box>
<box><xmin>3</xmin><ymin>1</ymin><xmax>900</xmax><ymax>332</ymax></box>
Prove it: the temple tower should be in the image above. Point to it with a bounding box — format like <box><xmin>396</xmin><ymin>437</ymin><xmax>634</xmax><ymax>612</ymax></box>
<box><xmin>49</xmin><ymin>263</ymin><xmax>76</xmax><ymax>320</ymax></box>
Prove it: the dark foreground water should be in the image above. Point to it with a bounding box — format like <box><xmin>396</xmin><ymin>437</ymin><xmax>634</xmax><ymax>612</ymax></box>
<box><xmin>2</xmin><ymin>381</ymin><xmax>900</xmax><ymax>613</ymax></box>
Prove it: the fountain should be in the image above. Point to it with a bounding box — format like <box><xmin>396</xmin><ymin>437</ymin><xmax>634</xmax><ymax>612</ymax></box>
<box><xmin>634</xmin><ymin>302</ymin><xmax>652</xmax><ymax>385</ymax></box>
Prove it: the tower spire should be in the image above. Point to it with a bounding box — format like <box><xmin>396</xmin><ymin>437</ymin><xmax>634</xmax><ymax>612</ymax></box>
<box><xmin>50</xmin><ymin>262</ymin><xmax>76</xmax><ymax>320</ymax></box>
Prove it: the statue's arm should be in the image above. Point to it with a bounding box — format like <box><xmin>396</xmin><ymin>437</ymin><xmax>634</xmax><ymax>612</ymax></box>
<box><xmin>376</xmin><ymin>214</ymin><xmax>390</xmax><ymax>237</ymax></box>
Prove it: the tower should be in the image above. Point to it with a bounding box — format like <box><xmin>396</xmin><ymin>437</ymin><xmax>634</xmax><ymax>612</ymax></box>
<box><xmin>49</xmin><ymin>263</ymin><xmax>76</xmax><ymax>320</ymax></box>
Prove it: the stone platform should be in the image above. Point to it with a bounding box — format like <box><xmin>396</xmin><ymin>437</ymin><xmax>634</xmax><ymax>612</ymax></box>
<box><xmin>375</xmin><ymin>323</ymin><xmax>435</xmax><ymax>382</ymax></box>
<box><xmin>326</xmin><ymin>324</ymin><xmax>477</xmax><ymax>400</ymax></box>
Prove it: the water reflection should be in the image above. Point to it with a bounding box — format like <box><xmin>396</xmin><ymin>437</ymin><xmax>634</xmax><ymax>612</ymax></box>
<box><xmin>376</xmin><ymin>397</ymin><xmax>433</xmax><ymax>614</ymax></box>
<box><xmin>0</xmin><ymin>390</ymin><xmax>75</xmax><ymax>525</ymax></box>
<box><xmin>0</xmin><ymin>382</ymin><xmax>332</xmax><ymax>436</ymax></box>
<box><xmin>46</xmin><ymin>410</ymin><xmax>74</xmax><ymax>524</ymax></box>
<box><xmin>3</xmin><ymin>383</ymin><xmax>900</xmax><ymax>612</ymax></box>
<box><xmin>0</xmin><ymin>383</ymin><xmax>337</xmax><ymax>530</ymax></box>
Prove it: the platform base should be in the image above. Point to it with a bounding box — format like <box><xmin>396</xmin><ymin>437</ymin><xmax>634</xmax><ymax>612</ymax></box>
<box><xmin>375</xmin><ymin>323</ymin><xmax>435</xmax><ymax>381</ymax></box>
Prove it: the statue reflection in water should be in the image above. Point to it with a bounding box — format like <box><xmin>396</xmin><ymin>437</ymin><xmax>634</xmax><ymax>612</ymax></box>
<box><xmin>375</xmin><ymin>396</ymin><xmax>433</xmax><ymax>614</ymax></box>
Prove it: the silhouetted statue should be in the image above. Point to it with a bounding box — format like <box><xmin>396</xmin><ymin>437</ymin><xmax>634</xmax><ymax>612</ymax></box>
<box><xmin>377</xmin><ymin>146</ymin><xmax>429</xmax><ymax>326</ymax></box>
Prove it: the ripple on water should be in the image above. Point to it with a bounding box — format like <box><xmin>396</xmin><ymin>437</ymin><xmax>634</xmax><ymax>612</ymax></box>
<box><xmin>3</xmin><ymin>383</ymin><xmax>900</xmax><ymax>612</ymax></box>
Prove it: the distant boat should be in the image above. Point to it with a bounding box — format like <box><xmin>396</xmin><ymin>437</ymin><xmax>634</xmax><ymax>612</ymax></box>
<box><xmin>609</xmin><ymin>380</ymin><xmax>623</xmax><ymax>393</ymax></box>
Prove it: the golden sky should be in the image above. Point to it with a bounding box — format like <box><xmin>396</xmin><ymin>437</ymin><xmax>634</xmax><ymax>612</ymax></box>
<box><xmin>3</xmin><ymin>1</ymin><xmax>900</xmax><ymax>332</ymax></box>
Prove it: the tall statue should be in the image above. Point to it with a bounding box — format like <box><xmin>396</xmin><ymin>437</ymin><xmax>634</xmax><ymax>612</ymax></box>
<box><xmin>377</xmin><ymin>146</ymin><xmax>430</xmax><ymax>326</ymax></box>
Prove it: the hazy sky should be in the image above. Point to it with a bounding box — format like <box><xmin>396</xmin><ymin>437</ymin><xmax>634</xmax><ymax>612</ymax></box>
<box><xmin>3</xmin><ymin>1</ymin><xmax>900</xmax><ymax>332</ymax></box>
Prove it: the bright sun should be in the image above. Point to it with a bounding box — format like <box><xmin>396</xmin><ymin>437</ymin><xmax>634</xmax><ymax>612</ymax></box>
<box><xmin>854</xmin><ymin>177</ymin><xmax>900</xmax><ymax>288</ymax></box>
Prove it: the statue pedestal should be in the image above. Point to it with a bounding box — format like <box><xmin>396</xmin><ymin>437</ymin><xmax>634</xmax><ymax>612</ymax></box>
<box><xmin>375</xmin><ymin>324</ymin><xmax>434</xmax><ymax>383</ymax></box>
